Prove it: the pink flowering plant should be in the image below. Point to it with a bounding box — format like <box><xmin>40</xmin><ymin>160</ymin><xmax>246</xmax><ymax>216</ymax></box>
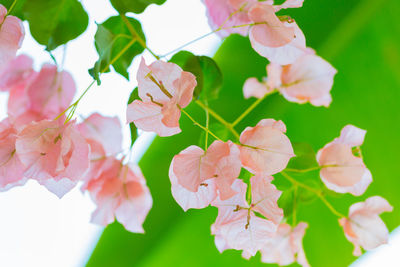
<box><xmin>0</xmin><ymin>0</ymin><xmax>396</xmax><ymax>266</ymax></box>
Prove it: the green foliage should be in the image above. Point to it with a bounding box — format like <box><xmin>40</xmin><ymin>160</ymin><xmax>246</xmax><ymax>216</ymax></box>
<box><xmin>21</xmin><ymin>0</ymin><xmax>88</xmax><ymax>50</ymax></box>
<box><xmin>110</xmin><ymin>0</ymin><xmax>167</xmax><ymax>14</ymax></box>
<box><xmin>127</xmin><ymin>87</ymin><xmax>140</xmax><ymax>147</ymax></box>
<box><xmin>90</xmin><ymin>15</ymin><xmax>146</xmax><ymax>84</ymax></box>
<box><xmin>170</xmin><ymin>50</ymin><xmax>223</xmax><ymax>101</ymax></box>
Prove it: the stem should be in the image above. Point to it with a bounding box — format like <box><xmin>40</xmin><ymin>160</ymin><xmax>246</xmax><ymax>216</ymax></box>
<box><xmin>180</xmin><ymin>108</ymin><xmax>222</xmax><ymax>141</ymax></box>
<box><xmin>204</xmin><ymin>100</ymin><xmax>209</xmax><ymax>150</ymax></box>
<box><xmin>120</xmin><ymin>13</ymin><xmax>160</xmax><ymax>60</ymax></box>
<box><xmin>232</xmin><ymin>90</ymin><xmax>276</xmax><ymax>127</ymax></box>
<box><xmin>280</xmin><ymin>172</ymin><xmax>345</xmax><ymax>218</ymax></box>
<box><xmin>292</xmin><ymin>186</ymin><xmax>298</xmax><ymax>227</ymax></box>
<box><xmin>161</xmin><ymin>21</ymin><xmax>262</xmax><ymax>58</ymax></box>
<box><xmin>285</xmin><ymin>166</ymin><xmax>322</xmax><ymax>173</ymax></box>
<box><xmin>195</xmin><ymin>100</ymin><xmax>240</xmax><ymax>140</ymax></box>
<box><xmin>6</xmin><ymin>0</ymin><xmax>18</xmax><ymax>16</ymax></box>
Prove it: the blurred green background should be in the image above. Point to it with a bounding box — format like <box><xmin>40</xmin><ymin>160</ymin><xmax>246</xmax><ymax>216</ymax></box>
<box><xmin>87</xmin><ymin>0</ymin><xmax>400</xmax><ymax>266</ymax></box>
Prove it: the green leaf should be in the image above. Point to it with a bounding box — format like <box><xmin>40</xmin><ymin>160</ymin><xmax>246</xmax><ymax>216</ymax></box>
<box><xmin>0</xmin><ymin>0</ymin><xmax>26</xmax><ymax>19</ymax></box>
<box><xmin>127</xmin><ymin>87</ymin><xmax>141</xmax><ymax>147</ymax></box>
<box><xmin>90</xmin><ymin>15</ymin><xmax>146</xmax><ymax>84</ymax></box>
<box><xmin>278</xmin><ymin>187</ymin><xmax>295</xmax><ymax>217</ymax></box>
<box><xmin>22</xmin><ymin>0</ymin><xmax>88</xmax><ymax>50</ymax></box>
<box><xmin>287</xmin><ymin>142</ymin><xmax>318</xmax><ymax>170</ymax></box>
<box><xmin>110</xmin><ymin>0</ymin><xmax>167</xmax><ymax>14</ymax></box>
<box><xmin>170</xmin><ymin>50</ymin><xmax>223</xmax><ymax>101</ymax></box>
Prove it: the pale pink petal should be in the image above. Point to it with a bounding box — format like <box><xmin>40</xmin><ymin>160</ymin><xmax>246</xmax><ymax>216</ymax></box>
<box><xmin>202</xmin><ymin>0</ymin><xmax>257</xmax><ymax>38</ymax></box>
<box><xmin>239</xmin><ymin>119</ymin><xmax>294</xmax><ymax>175</ymax></box>
<box><xmin>173</xmin><ymin>71</ymin><xmax>197</xmax><ymax>108</ymax></box>
<box><xmin>274</xmin><ymin>0</ymin><xmax>304</xmax><ymax>12</ymax></box>
<box><xmin>15</xmin><ymin>120</ymin><xmax>90</xmax><ymax>197</ymax></box>
<box><xmin>39</xmin><ymin>178</ymin><xmax>78</xmax><ymax>198</ymax></box>
<box><xmin>280</xmin><ymin>53</ymin><xmax>337</xmax><ymax>107</ymax></box>
<box><xmin>78</xmin><ymin>113</ymin><xmax>123</xmax><ymax>155</ymax></box>
<box><xmin>115</xmin><ymin>171</ymin><xmax>153</xmax><ymax>233</ymax></box>
<box><xmin>249</xmin><ymin>3</ymin><xmax>295</xmax><ymax>47</ymax></box>
<box><xmin>26</xmin><ymin>64</ymin><xmax>76</xmax><ymax>119</ymax></box>
<box><xmin>340</xmin><ymin>196</ymin><xmax>393</xmax><ymax>255</ymax></box>
<box><xmin>0</xmin><ymin>54</ymin><xmax>35</xmax><ymax>92</ymax></box>
<box><xmin>218</xmin><ymin>213</ymin><xmax>277</xmax><ymax>256</ymax></box>
<box><xmin>88</xmin><ymin>160</ymin><xmax>152</xmax><ymax>233</ymax></box>
<box><xmin>0</xmin><ymin>7</ymin><xmax>24</xmax><ymax>69</ymax></box>
<box><xmin>171</xmin><ymin>145</ymin><xmax>209</xmax><ymax>192</ymax></box>
<box><xmin>0</xmin><ymin>119</ymin><xmax>25</xmax><ymax>190</ymax></box>
<box><xmin>317</xmin><ymin>125</ymin><xmax>371</xmax><ymax>196</ymax></box>
<box><xmin>137</xmin><ymin>58</ymin><xmax>180</xmax><ymax>104</ymax></box>
<box><xmin>266</xmin><ymin>63</ymin><xmax>283</xmax><ymax>89</ymax></box>
<box><xmin>243</xmin><ymin>78</ymin><xmax>269</xmax><ymax>99</ymax></box>
<box><xmin>260</xmin><ymin>222</ymin><xmax>309</xmax><ymax>267</ymax></box>
<box><xmin>161</xmin><ymin>102</ymin><xmax>181</xmax><ymax>128</ymax></box>
<box><xmin>169</xmin><ymin>159</ymin><xmax>217</xmax><ymax>211</ymax></box>
<box><xmin>250</xmin><ymin>22</ymin><xmax>307</xmax><ymax>65</ymax></box>
<box><xmin>334</xmin><ymin>125</ymin><xmax>366</xmax><ymax>147</ymax></box>
<box><xmin>256</xmin><ymin>118</ymin><xmax>287</xmax><ymax>132</ymax></box>
<box><xmin>251</xmin><ymin>175</ymin><xmax>283</xmax><ymax>224</ymax></box>
<box><xmin>204</xmin><ymin>141</ymin><xmax>242</xmax><ymax>200</ymax></box>
<box><xmin>126</xmin><ymin>100</ymin><xmax>181</xmax><ymax>137</ymax></box>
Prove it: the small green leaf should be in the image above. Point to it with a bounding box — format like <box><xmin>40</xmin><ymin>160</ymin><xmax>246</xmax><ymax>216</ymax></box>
<box><xmin>127</xmin><ymin>87</ymin><xmax>141</xmax><ymax>147</ymax></box>
<box><xmin>287</xmin><ymin>142</ymin><xmax>318</xmax><ymax>170</ymax></box>
<box><xmin>22</xmin><ymin>0</ymin><xmax>89</xmax><ymax>50</ymax></box>
<box><xmin>110</xmin><ymin>0</ymin><xmax>167</xmax><ymax>14</ymax></box>
<box><xmin>90</xmin><ymin>15</ymin><xmax>146</xmax><ymax>84</ymax></box>
<box><xmin>278</xmin><ymin>187</ymin><xmax>295</xmax><ymax>217</ymax></box>
<box><xmin>170</xmin><ymin>51</ymin><xmax>223</xmax><ymax>101</ymax></box>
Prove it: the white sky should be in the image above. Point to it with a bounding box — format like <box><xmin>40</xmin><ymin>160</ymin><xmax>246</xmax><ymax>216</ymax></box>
<box><xmin>0</xmin><ymin>0</ymin><xmax>397</xmax><ymax>266</ymax></box>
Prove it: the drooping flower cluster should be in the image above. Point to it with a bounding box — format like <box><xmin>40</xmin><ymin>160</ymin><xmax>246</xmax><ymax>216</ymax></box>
<box><xmin>169</xmin><ymin>119</ymin><xmax>310</xmax><ymax>266</ymax></box>
<box><xmin>0</xmin><ymin>4</ymin><xmax>152</xmax><ymax>233</ymax></box>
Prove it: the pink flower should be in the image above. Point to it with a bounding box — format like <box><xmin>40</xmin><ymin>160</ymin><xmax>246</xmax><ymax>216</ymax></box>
<box><xmin>15</xmin><ymin>119</ymin><xmax>90</xmax><ymax>198</ymax></box>
<box><xmin>169</xmin><ymin>140</ymin><xmax>241</xmax><ymax>211</ymax></box>
<box><xmin>248</xmin><ymin>3</ymin><xmax>306</xmax><ymax>64</ymax></box>
<box><xmin>280</xmin><ymin>53</ymin><xmax>337</xmax><ymax>107</ymax></box>
<box><xmin>211</xmin><ymin>176</ymin><xmax>282</xmax><ymax>257</ymax></box>
<box><xmin>26</xmin><ymin>64</ymin><xmax>76</xmax><ymax>119</ymax></box>
<box><xmin>339</xmin><ymin>196</ymin><xmax>393</xmax><ymax>256</ymax></box>
<box><xmin>239</xmin><ymin>119</ymin><xmax>294</xmax><ymax>175</ymax></box>
<box><xmin>0</xmin><ymin>118</ymin><xmax>26</xmax><ymax>191</ymax></box>
<box><xmin>274</xmin><ymin>0</ymin><xmax>304</xmax><ymax>12</ymax></box>
<box><xmin>250</xmin><ymin>22</ymin><xmax>306</xmax><ymax>65</ymax></box>
<box><xmin>243</xmin><ymin>63</ymin><xmax>281</xmax><ymax>99</ymax></box>
<box><xmin>0</xmin><ymin>54</ymin><xmax>35</xmax><ymax>92</ymax></box>
<box><xmin>87</xmin><ymin>159</ymin><xmax>152</xmax><ymax>233</ymax></box>
<box><xmin>7</xmin><ymin>64</ymin><xmax>76</xmax><ymax>128</ymax></box>
<box><xmin>202</xmin><ymin>0</ymin><xmax>257</xmax><ymax>38</ymax></box>
<box><xmin>126</xmin><ymin>58</ymin><xmax>197</xmax><ymax>137</ymax></box>
<box><xmin>77</xmin><ymin>113</ymin><xmax>122</xmax><ymax>156</ymax></box>
<box><xmin>317</xmin><ymin>125</ymin><xmax>372</xmax><ymax>196</ymax></box>
<box><xmin>77</xmin><ymin>113</ymin><xmax>123</xmax><ymax>190</ymax></box>
<box><xmin>260</xmin><ymin>222</ymin><xmax>309</xmax><ymax>267</ymax></box>
<box><xmin>0</xmin><ymin>5</ymin><xmax>24</xmax><ymax>71</ymax></box>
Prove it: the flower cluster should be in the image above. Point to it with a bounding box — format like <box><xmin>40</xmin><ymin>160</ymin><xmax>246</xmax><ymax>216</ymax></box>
<box><xmin>0</xmin><ymin>1</ymin><xmax>394</xmax><ymax>265</ymax></box>
<box><xmin>0</xmin><ymin>4</ymin><xmax>152</xmax><ymax>233</ymax></box>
